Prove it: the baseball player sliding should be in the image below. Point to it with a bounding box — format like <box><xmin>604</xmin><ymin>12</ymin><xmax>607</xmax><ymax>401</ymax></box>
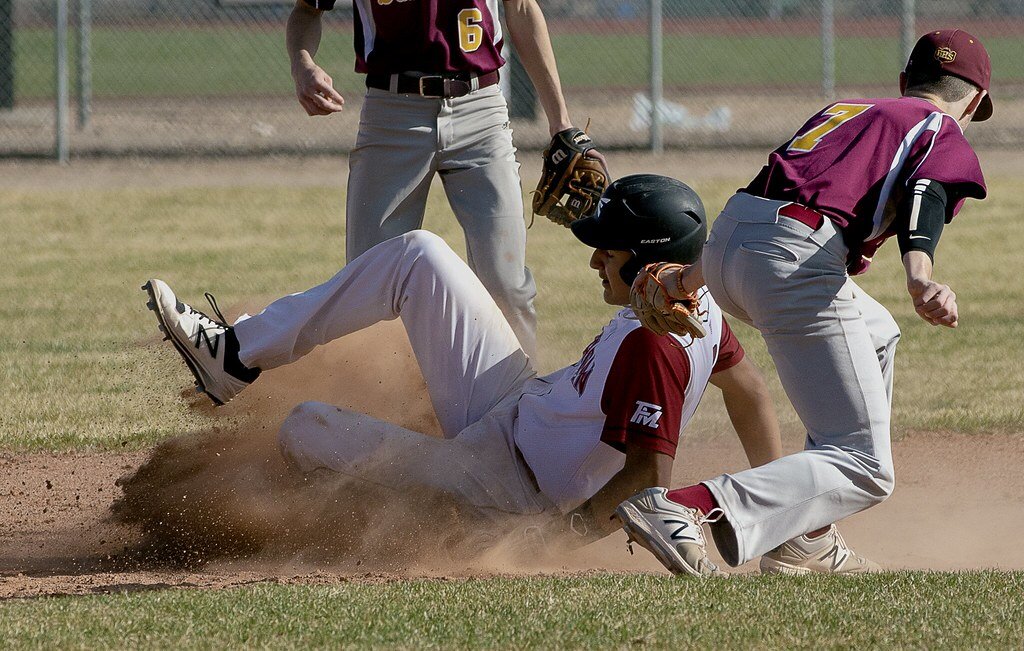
<box><xmin>618</xmin><ymin>30</ymin><xmax>991</xmax><ymax>576</ymax></box>
<box><xmin>287</xmin><ymin>0</ymin><xmax>606</xmax><ymax>359</ymax></box>
<box><xmin>143</xmin><ymin>175</ymin><xmax>783</xmax><ymax>557</ymax></box>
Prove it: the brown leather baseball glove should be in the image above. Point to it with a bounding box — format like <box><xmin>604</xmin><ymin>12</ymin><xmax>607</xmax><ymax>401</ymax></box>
<box><xmin>532</xmin><ymin>127</ymin><xmax>609</xmax><ymax>227</ymax></box>
<box><xmin>630</xmin><ymin>262</ymin><xmax>707</xmax><ymax>339</ymax></box>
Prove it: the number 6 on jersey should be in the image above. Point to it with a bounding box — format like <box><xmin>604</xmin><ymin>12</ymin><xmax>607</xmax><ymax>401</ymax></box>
<box><xmin>458</xmin><ymin>8</ymin><xmax>483</xmax><ymax>53</ymax></box>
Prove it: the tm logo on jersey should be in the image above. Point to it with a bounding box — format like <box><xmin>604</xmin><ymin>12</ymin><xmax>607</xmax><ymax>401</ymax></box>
<box><xmin>630</xmin><ymin>401</ymin><xmax>663</xmax><ymax>429</ymax></box>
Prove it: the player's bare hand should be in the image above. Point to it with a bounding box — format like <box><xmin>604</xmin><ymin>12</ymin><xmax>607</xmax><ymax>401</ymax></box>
<box><xmin>586</xmin><ymin>149</ymin><xmax>610</xmax><ymax>177</ymax></box>
<box><xmin>292</xmin><ymin>61</ymin><xmax>345</xmax><ymax>116</ymax></box>
<box><xmin>908</xmin><ymin>278</ymin><xmax>958</xmax><ymax>328</ymax></box>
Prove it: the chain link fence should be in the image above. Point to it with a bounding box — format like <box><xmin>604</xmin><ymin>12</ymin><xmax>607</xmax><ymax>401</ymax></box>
<box><xmin>2</xmin><ymin>0</ymin><xmax>1022</xmax><ymax>159</ymax></box>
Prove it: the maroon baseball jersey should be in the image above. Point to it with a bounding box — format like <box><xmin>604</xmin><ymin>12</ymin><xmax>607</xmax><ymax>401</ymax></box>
<box><xmin>513</xmin><ymin>291</ymin><xmax>744</xmax><ymax>511</ymax></box>
<box><xmin>744</xmin><ymin>96</ymin><xmax>987</xmax><ymax>274</ymax></box>
<box><xmin>303</xmin><ymin>0</ymin><xmax>505</xmax><ymax>75</ymax></box>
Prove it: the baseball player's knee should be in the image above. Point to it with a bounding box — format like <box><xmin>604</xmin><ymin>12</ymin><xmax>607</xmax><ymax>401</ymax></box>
<box><xmin>277</xmin><ymin>401</ymin><xmax>330</xmax><ymax>468</ymax></box>
<box><xmin>834</xmin><ymin>444</ymin><xmax>895</xmax><ymax>504</ymax></box>
<box><xmin>883</xmin><ymin>318</ymin><xmax>901</xmax><ymax>348</ymax></box>
<box><xmin>871</xmin><ymin>310</ymin><xmax>901</xmax><ymax>352</ymax></box>
<box><xmin>277</xmin><ymin>402</ymin><xmax>311</xmax><ymax>455</ymax></box>
<box><xmin>403</xmin><ymin>229</ymin><xmax>449</xmax><ymax>257</ymax></box>
<box><xmin>868</xmin><ymin>457</ymin><xmax>896</xmax><ymax>504</ymax></box>
<box><xmin>402</xmin><ymin>230</ymin><xmax>477</xmax><ymax>286</ymax></box>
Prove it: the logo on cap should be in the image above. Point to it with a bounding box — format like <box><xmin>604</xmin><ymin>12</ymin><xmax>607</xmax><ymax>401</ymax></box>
<box><xmin>934</xmin><ymin>46</ymin><xmax>957</xmax><ymax>64</ymax></box>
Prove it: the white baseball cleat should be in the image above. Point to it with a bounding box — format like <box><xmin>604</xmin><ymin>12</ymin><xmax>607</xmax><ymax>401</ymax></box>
<box><xmin>142</xmin><ymin>279</ymin><xmax>254</xmax><ymax>405</ymax></box>
<box><xmin>759</xmin><ymin>524</ymin><xmax>881</xmax><ymax>575</ymax></box>
<box><xmin>614</xmin><ymin>487</ymin><xmax>726</xmax><ymax>578</ymax></box>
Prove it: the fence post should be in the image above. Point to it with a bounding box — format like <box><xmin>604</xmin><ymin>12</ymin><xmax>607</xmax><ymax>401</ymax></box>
<box><xmin>820</xmin><ymin>0</ymin><xmax>835</xmax><ymax>101</ymax></box>
<box><xmin>0</xmin><ymin>0</ymin><xmax>12</xmax><ymax>109</ymax></box>
<box><xmin>900</xmin><ymin>0</ymin><xmax>915</xmax><ymax>68</ymax></box>
<box><xmin>649</xmin><ymin>0</ymin><xmax>663</xmax><ymax>154</ymax></box>
<box><xmin>56</xmin><ymin>0</ymin><xmax>70</xmax><ymax>163</ymax></box>
<box><xmin>77</xmin><ymin>0</ymin><xmax>92</xmax><ymax>128</ymax></box>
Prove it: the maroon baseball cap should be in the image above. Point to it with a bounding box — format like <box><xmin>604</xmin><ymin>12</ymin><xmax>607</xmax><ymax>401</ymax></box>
<box><xmin>905</xmin><ymin>29</ymin><xmax>993</xmax><ymax>121</ymax></box>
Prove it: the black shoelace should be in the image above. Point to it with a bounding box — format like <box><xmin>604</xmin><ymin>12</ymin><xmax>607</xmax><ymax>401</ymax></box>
<box><xmin>203</xmin><ymin>292</ymin><xmax>228</xmax><ymax>326</ymax></box>
<box><xmin>185</xmin><ymin>293</ymin><xmax>229</xmax><ymax>359</ymax></box>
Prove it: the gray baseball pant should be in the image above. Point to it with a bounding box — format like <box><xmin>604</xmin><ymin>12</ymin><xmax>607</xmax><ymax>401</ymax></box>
<box><xmin>233</xmin><ymin>231</ymin><xmax>550</xmax><ymax>517</ymax></box>
<box><xmin>345</xmin><ymin>84</ymin><xmax>538</xmax><ymax>358</ymax></box>
<box><xmin>700</xmin><ymin>192</ymin><xmax>900</xmax><ymax>566</ymax></box>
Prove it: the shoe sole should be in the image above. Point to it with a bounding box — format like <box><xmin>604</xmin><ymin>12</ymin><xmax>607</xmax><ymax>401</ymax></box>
<box><xmin>614</xmin><ymin>502</ymin><xmax>704</xmax><ymax>578</ymax></box>
<box><xmin>142</xmin><ymin>281</ymin><xmax>226</xmax><ymax>406</ymax></box>
<box><xmin>759</xmin><ymin>556</ymin><xmax>880</xmax><ymax>575</ymax></box>
<box><xmin>759</xmin><ymin>558</ymin><xmax>812</xmax><ymax>576</ymax></box>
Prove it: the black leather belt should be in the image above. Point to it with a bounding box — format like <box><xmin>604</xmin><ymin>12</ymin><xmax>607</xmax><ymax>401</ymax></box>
<box><xmin>365</xmin><ymin>70</ymin><xmax>500</xmax><ymax>99</ymax></box>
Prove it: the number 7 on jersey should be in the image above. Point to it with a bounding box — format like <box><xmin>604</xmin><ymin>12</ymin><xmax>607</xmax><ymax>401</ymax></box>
<box><xmin>788</xmin><ymin>103</ymin><xmax>874</xmax><ymax>153</ymax></box>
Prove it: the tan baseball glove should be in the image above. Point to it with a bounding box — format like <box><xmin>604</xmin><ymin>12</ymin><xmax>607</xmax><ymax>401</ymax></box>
<box><xmin>532</xmin><ymin>127</ymin><xmax>609</xmax><ymax>227</ymax></box>
<box><xmin>630</xmin><ymin>262</ymin><xmax>707</xmax><ymax>339</ymax></box>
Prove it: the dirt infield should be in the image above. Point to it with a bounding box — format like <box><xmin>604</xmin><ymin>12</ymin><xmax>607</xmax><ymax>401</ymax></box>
<box><xmin>2</xmin><ymin>321</ymin><xmax>1023</xmax><ymax>601</ymax></box>
<box><xmin>2</xmin><ymin>152</ymin><xmax>1022</xmax><ymax>601</ymax></box>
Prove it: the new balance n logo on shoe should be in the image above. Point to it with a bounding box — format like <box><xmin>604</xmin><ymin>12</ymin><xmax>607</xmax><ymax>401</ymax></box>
<box><xmin>664</xmin><ymin>518</ymin><xmax>691</xmax><ymax>541</ymax></box>
<box><xmin>194</xmin><ymin>328</ymin><xmax>220</xmax><ymax>358</ymax></box>
<box><xmin>819</xmin><ymin>545</ymin><xmax>850</xmax><ymax>572</ymax></box>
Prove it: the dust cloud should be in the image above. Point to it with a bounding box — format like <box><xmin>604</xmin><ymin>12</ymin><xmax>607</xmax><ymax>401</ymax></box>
<box><xmin>111</xmin><ymin>320</ymin><xmax>570</xmax><ymax>574</ymax></box>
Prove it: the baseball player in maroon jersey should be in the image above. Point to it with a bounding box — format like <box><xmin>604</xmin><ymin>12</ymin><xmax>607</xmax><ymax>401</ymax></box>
<box><xmin>617</xmin><ymin>30</ymin><xmax>991</xmax><ymax>576</ymax></box>
<box><xmin>142</xmin><ymin>175</ymin><xmax>782</xmax><ymax>555</ymax></box>
<box><xmin>287</xmin><ymin>0</ymin><xmax>599</xmax><ymax>359</ymax></box>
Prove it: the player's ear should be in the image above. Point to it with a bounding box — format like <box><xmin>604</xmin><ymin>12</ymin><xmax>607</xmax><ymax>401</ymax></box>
<box><xmin>898</xmin><ymin>72</ymin><xmax>908</xmax><ymax>95</ymax></box>
<box><xmin>964</xmin><ymin>88</ymin><xmax>987</xmax><ymax>120</ymax></box>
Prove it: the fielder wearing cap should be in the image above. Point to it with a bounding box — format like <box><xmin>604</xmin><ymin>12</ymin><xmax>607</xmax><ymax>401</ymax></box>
<box><xmin>905</xmin><ymin>29</ymin><xmax>993</xmax><ymax>122</ymax></box>
<box><xmin>142</xmin><ymin>174</ymin><xmax>793</xmax><ymax>567</ymax></box>
<box><xmin>618</xmin><ymin>31</ymin><xmax>991</xmax><ymax>577</ymax></box>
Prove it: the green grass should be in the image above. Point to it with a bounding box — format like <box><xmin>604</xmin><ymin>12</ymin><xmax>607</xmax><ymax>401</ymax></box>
<box><xmin>13</xmin><ymin>27</ymin><xmax>1024</xmax><ymax>100</ymax></box>
<box><xmin>2</xmin><ymin>172</ymin><xmax>1022</xmax><ymax>646</ymax></box>
<box><xmin>0</xmin><ymin>185</ymin><xmax>345</xmax><ymax>449</ymax></box>
<box><xmin>3</xmin><ymin>573</ymin><xmax>1023</xmax><ymax>648</ymax></box>
<box><xmin>1</xmin><ymin>175</ymin><xmax>1022</xmax><ymax>451</ymax></box>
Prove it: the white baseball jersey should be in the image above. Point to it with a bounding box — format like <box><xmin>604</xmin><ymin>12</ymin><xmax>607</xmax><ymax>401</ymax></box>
<box><xmin>242</xmin><ymin>232</ymin><xmax>742</xmax><ymax>519</ymax></box>
<box><xmin>513</xmin><ymin>289</ymin><xmax>744</xmax><ymax>512</ymax></box>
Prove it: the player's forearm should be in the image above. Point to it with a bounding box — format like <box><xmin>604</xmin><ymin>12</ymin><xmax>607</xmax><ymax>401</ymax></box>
<box><xmin>681</xmin><ymin>259</ymin><xmax>704</xmax><ymax>294</ymax></box>
<box><xmin>575</xmin><ymin>450</ymin><xmax>672</xmax><ymax>538</ymax></box>
<box><xmin>287</xmin><ymin>2</ymin><xmax>324</xmax><ymax>71</ymax></box>
<box><xmin>902</xmin><ymin>249</ymin><xmax>934</xmax><ymax>285</ymax></box>
<box><xmin>715</xmin><ymin>360</ymin><xmax>783</xmax><ymax>467</ymax></box>
<box><xmin>903</xmin><ymin>250</ymin><xmax>960</xmax><ymax>327</ymax></box>
<box><xmin>725</xmin><ymin>388</ymin><xmax>783</xmax><ymax>468</ymax></box>
<box><xmin>502</xmin><ymin>0</ymin><xmax>571</xmax><ymax>135</ymax></box>
<box><xmin>555</xmin><ymin>450</ymin><xmax>671</xmax><ymax>546</ymax></box>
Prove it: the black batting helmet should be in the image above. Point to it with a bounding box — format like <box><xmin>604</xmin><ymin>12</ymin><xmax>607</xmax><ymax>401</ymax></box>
<box><xmin>570</xmin><ymin>174</ymin><xmax>707</xmax><ymax>284</ymax></box>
